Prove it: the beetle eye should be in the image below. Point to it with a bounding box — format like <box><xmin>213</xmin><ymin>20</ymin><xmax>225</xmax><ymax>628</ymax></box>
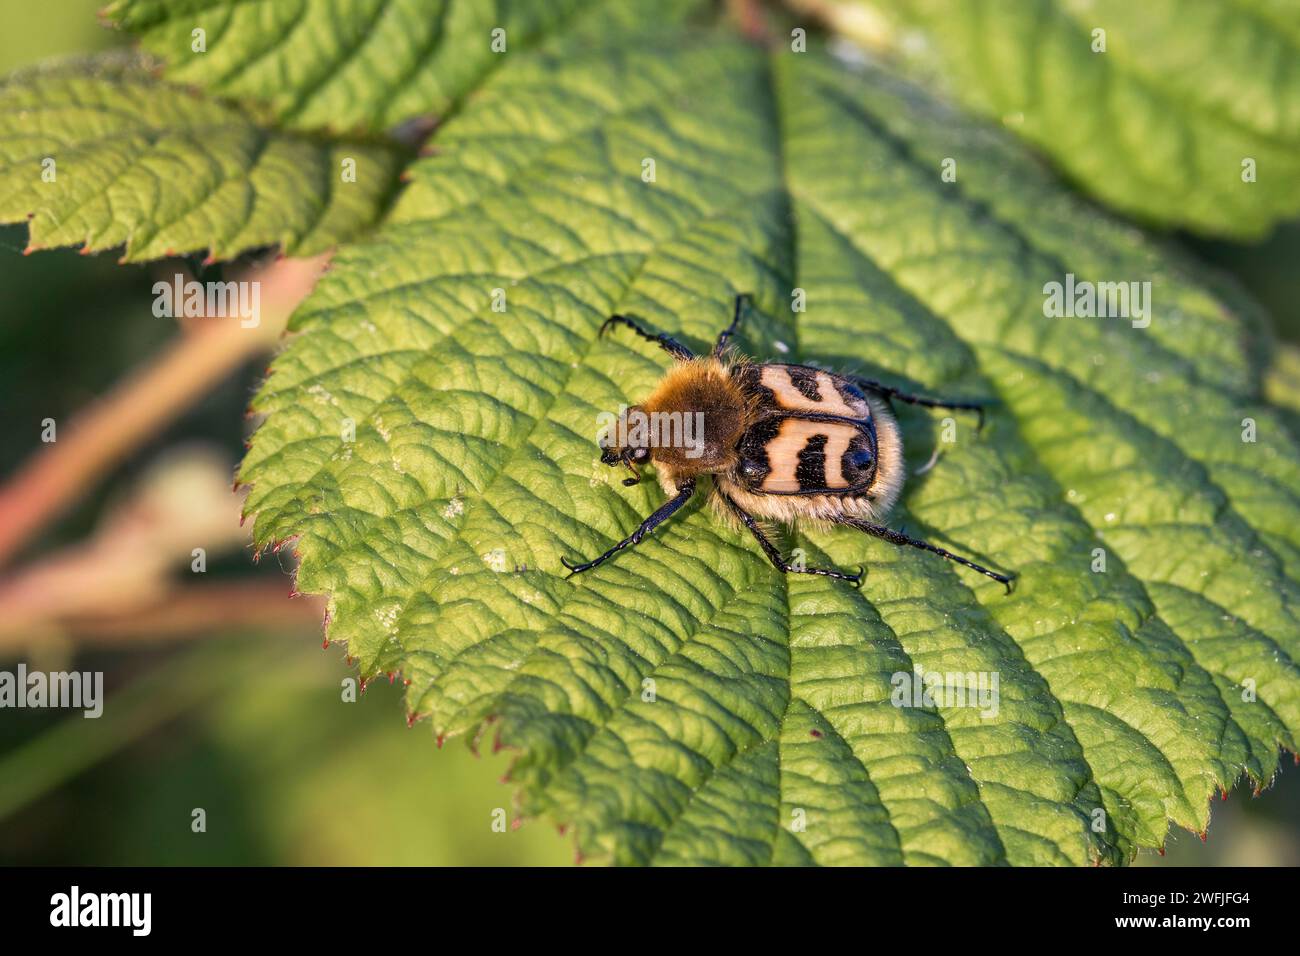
<box><xmin>633</xmin><ymin>447</ymin><xmax>649</xmax><ymax>462</ymax></box>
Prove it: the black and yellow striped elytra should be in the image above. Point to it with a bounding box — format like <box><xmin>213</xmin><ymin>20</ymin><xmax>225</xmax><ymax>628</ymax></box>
<box><xmin>730</xmin><ymin>363</ymin><xmax>881</xmax><ymax>496</ymax></box>
<box><xmin>562</xmin><ymin>294</ymin><xmax>1013</xmax><ymax>591</ymax></box>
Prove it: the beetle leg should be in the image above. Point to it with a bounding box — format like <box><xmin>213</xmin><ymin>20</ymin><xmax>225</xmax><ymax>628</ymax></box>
<box><xmin>839</xmin><ymin>517</ymin><xmax>1013</xmax><ymax>593</ymax></box>
<box><xmin>721</xmin><ymin>493</ymin><xmax>864</xmax><ymax>586</ymax></box>
<box><xmin>713</xmin><ymin>292</ymin><xmax>752</xmax><ymax>357</ymax></box>
<box><xmin>561</xmin><ymin>479</ymin><xmax>697</xmax><ymax>577</ymax></box>
<box><xmin>600</xmin><ymin>314</ymin><xmax>695</xmax><ymax>362</ymax></box>
<box><xmin>850</xmin><ymin>376</ymin><xmax>989</xmax><ymax>432</ymax></box>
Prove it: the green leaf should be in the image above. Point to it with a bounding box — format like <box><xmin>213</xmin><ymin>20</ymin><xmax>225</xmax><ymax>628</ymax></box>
<box><xmin>1265</xmin><ymin>342</ymin><xmax>1300</xmax><ymax>441</ymax></box>
<box><xmin>1267</xmin><ymin>343</ymin><xmax>1300</xmax><ymax>412</ymax></box>
<box><xmin>0</xmin><ymin>55</ymin><xmax>406</xmax><ymax>261</ymax></box>
<box><xmin>810</xmin><ymin>0</ymin><xmax>1300</xmax><ymax>238</ymax></box>
<box><xmin>238</xmin><ymin>30</ymin><xmax>1300</xmax><ymax>865</ymax></box>
<box><xmin>103</xmin><ymin>0</ymin><xmax>705</xmax><ymax>133</ymax></box>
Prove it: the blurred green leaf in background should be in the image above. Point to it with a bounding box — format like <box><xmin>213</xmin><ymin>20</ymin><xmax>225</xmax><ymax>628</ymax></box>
<box><xmin>806</xmin><ymin>0</ymin><xmax>1300</xmax><ymax>238</ymax></box>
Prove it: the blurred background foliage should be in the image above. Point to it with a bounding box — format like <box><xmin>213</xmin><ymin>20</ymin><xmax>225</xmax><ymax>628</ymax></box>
<box><xmin>0</xmin><ymin>0</ymin><xmax>1295</xmax><ymax>866</ymax></box>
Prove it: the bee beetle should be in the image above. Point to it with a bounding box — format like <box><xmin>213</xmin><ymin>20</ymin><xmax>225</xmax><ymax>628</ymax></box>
<box><xmin>562</xmin><ymin>294</ymin><xmax>1014</xmax><ymax>592</ymax></box>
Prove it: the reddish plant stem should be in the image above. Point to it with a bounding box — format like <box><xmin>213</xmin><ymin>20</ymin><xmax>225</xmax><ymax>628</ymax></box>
<box><xmin>0</xmin><ymin>254</ymin><xmax>327</xmax><ymax>569</ymax></box>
